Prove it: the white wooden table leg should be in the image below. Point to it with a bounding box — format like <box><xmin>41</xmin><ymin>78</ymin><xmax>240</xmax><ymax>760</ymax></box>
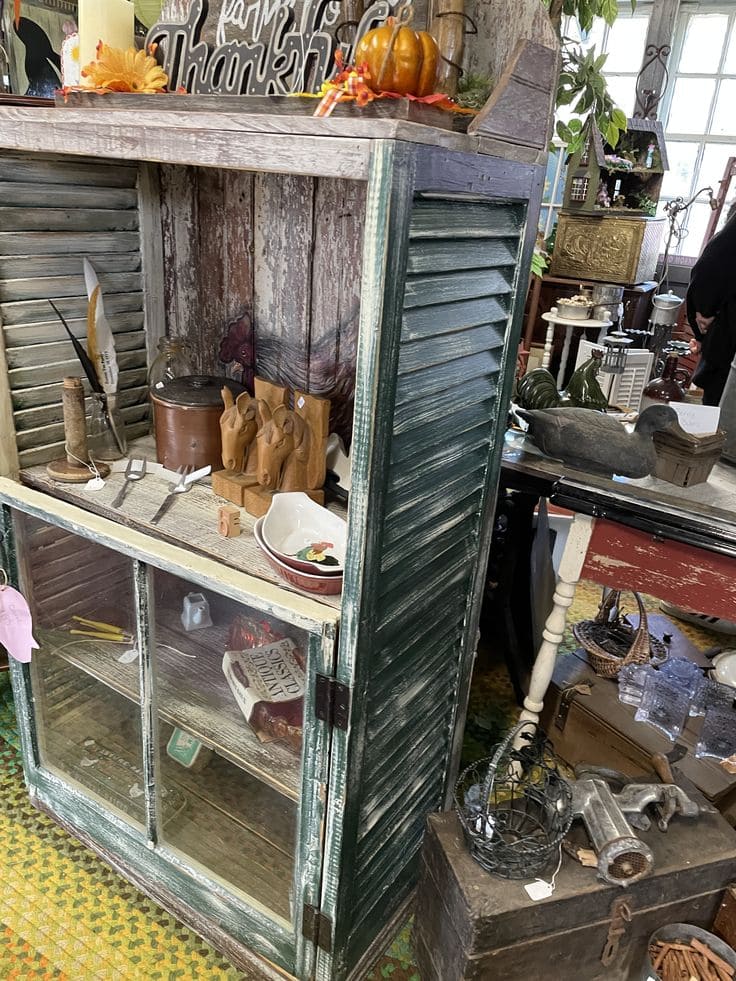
<box><xmin>542</xmin><ymin>310</ymin><xmax>557</xmax><ymax>370</ymax></box>
<box><xmin>557</xmin><ymin>325</ymin><xmax>573</xmax><ymax>388</ymax></box>
<box><xmin>519</xmin><ymin>513</ymin><xmax>596</xmax><ymax>727</ymax></box>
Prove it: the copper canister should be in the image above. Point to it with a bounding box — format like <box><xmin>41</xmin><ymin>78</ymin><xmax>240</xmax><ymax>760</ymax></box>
<box><xmin>151</xmin><ymin>375</ymin><xmax>245</xmax><ymax>472</ymax></box>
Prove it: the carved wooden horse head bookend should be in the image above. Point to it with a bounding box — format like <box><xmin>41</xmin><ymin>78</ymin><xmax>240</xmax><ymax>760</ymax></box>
<box><xmin>220</xmin><ymin>387</ymin><xmax>259</xmax><ymax>474</ymax></box>
<box><xmin>211</xmin><ymin>386</ymin><xmax>261</xmax><ymax>507</ymax></box>
<box><xmin>256</xmin><ymin>402</ymin><xmax>310</xmax><ymax>492</ymax></box>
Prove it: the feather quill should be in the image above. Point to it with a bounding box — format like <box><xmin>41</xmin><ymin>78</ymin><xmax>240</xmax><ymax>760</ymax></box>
<box><xmin>84</xmin><ymin>259</ymin><xmax>119</xmax><ymax>395</ymax></box>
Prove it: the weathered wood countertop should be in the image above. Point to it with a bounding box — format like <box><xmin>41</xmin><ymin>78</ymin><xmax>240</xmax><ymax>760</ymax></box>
<box><xmin>20</xmin><ymin>458</ymin><xmax>345</xmax><ymax>613</ymax></box>
<box><xmin>0</xmin><ymin>104</ymin><xmax>489</xmax><ymax>180</ymax></box>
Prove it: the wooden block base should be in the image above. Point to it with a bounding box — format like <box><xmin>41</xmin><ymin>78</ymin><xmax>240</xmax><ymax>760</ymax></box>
<box><xmin>212</xmin><ymin>470</ymin><xmax>257</xmax><ymax>506</ymax></box>
<box><xmin>217</xmin><ymin>504</ymin><xmax>241</xmax><ymax>538</ymax></box>
<box><xmin>243</xmin><ymin>487</ymin><xmax>275</xmax><ymax>518</ymax></box>
<box><xmin>243</xmin><ymin>487</ymin><xmax>325</xmax><ymax>518</ymax></box>
<box><xmin>46</xmin><ymin>458</ymin><xmax>110</xmax><ymax>483</ymax></box>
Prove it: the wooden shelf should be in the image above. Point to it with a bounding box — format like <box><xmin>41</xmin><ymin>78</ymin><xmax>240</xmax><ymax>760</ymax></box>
<box><xmin>0</xmin><ymin>105</ymin><xmax>478</xmax><ymax>180</ymax></box>
<box><xmin>41</xmin><ymin>659</ymin><xmax>295</xmax><ymax>919</ymax></box>
<box><xmin>21</xmin><ymin>456</ymin><xmax>344</xmax><ymax>613</ymax></box>
<box><xmin>42</xmin><ymin>621</ymin><xmax>303</xmax><ymax>801</ymax></box>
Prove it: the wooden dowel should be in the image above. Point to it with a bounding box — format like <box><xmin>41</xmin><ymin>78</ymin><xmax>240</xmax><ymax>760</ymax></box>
<box><xmin>431</xmin><ymin>0</ymin><xmax>465</xmax><ymax>97</ymax></box>
<box><xmin>62</xmin><ymin>376</ymin><xmax>89</xmax><ymax>466</ymax></box>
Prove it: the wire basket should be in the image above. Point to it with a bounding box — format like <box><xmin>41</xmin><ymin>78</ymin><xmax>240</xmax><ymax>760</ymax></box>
<box><xmin>573</xmin><ymin>589</ymin><xmax>667</xmax><ymax>678</ymax></box>
<box><xmin>454</xmin><ymin>722</ymin><xmax>573</xmax><ymax>879</ymax></box>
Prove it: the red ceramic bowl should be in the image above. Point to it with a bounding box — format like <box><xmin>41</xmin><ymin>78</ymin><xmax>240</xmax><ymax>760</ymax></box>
<box><xmin>254</xmin><ymin>519</ymin><xmax>343</xmax><ymax>596</ymax></box>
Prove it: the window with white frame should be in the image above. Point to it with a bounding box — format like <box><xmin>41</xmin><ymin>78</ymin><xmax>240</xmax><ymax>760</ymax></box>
<box><xmin>658</xmin><ymin>4</ymin><xmax>736</xmax><ymax>258</ymax></box>
<box><xmin>540</xmin><ymin>5</ymin><xmax>652</xmax><ymax>239</ymax></box>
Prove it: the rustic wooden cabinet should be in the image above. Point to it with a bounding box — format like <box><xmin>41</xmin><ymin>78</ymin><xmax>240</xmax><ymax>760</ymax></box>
<box><xmin>0</xmin><ymin>104</ymin><xmax>545</xmax><ymax>979</ymax></box>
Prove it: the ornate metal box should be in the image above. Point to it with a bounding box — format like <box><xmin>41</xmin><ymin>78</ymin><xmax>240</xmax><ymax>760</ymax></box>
<box><xmin>550</xmin><ymin>211</ymin><xmax>666</xmax><ymax>285</ymax></box>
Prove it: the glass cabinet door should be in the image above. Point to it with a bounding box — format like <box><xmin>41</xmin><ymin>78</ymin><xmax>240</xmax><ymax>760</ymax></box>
<box><xmin>14</xmin><ymin>513</ymin><xmax>146</xmax><ymax>828</ymax></box>
<box><xmin>149</xmin><ymin>568</ymin><xmax>306</xmax><ymax>924</ymax></box>
<box><xmin>7</xmin><ymin>499</ymin><xmax>332</xmax><ymax>963</ymax></box>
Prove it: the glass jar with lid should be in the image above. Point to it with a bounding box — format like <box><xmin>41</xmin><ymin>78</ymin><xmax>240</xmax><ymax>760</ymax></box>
<box><xmin>148</xmin><ymin>337</ymin><xmax>194</xmax><ymax>392</ymax></box>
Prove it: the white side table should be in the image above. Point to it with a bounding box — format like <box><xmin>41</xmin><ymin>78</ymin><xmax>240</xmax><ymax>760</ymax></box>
<box><xmin>541</xmin><ymin>307</ymin><xmax>613</xmax><ymax>387</ymax></box>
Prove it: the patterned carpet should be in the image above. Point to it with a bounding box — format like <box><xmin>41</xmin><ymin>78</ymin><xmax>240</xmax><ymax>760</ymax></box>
<box><xmin>0</xmin><ymin>585</ymin><xmax>721</xmax><ymax>980</ymax></box>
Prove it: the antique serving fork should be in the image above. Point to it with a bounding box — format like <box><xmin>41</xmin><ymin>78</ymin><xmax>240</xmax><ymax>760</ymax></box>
<box><xmin>111</xmin><ymin>458</ymin><xmax>147</xmax><ymax>509</ymax></box>
<box><xmin>151</xmin><ymin>465</ymin><xmax>193</xmax><ymax>525</ymax></box>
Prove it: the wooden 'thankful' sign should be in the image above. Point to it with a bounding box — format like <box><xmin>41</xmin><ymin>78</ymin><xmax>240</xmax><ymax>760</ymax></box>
<box><xmin>147</xmin><ymin>0</ymin><xmax>392</xmax><ymax>96</ymax></box>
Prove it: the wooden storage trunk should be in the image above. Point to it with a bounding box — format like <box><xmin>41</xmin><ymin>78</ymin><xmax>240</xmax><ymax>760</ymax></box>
<box><xmin>539</xmin><ymin>617</ymin><xmax>736</xmax><ymax>825</ymax></box>
<box><xmin>414</xmin><ymin>809</ymin><xmax>736</xmax><ymax>981</ymax></box>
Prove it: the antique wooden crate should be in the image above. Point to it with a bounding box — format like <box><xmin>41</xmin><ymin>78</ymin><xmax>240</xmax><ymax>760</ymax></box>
<box><xmin>538</xmin><ymin>618</ymin><xmax>736</xmax><ymax>826</ymax></box>
<box><xmin>414</xmin><ymin>809</ymin><xmax>736</xmax><ymax>981</ymax></box>
<box><xmin>549</xmin><ymin>211</ymin><xmax>666</xmax><ymax>284</ymax></box>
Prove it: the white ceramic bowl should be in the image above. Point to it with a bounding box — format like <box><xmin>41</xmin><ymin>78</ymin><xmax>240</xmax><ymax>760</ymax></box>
<box><xmin>254</xmin><ymin>518</ymin><xmax>343</xmax><ymax>596</ymax></box>
<box><xmin>262</xmin><ymin>492</ymin><xmax>346</xmax><ymax>575</ymax></box>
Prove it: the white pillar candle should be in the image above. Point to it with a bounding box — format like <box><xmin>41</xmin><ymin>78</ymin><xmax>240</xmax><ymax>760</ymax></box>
<box><xmin>78</xmin><ymin>0</ymin><xmax>135</xmax><ymax>77</ymax></box>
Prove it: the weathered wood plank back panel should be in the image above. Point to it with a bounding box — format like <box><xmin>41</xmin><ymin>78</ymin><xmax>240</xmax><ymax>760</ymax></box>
<box><xmin>158</xmin><ymin>164</ymin><xmax>364</xmax><ymax>444</ymax></box>
<box><xmin>0</xmin><ymin>151</ymin><xmax>149</xmax><ymax>469</ymax></box>
<box><xmin>462</xmin><ymin>0</ymin><xmax>558</xmax><ymax>79</ymax></box>
<box><xmin>254</xmin><ymin>173</ymin><xmax>315</xmax><ymax>391</ymax></box>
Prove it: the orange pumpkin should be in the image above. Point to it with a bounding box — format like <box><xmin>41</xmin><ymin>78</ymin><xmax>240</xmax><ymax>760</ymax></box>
<box><xmin>355</xmin><ymin>18</ymin><xmax>439</xmax><ymax>97</ymax></box>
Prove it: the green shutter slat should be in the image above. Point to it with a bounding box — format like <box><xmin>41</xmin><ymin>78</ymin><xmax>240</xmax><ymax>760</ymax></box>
<box><xmin>403</xmin><ymin>295</ymin><xmax>508</xmax><ymax>339</ymax></box>
<box><xmin>403</xmin><ymin>267</ymin><xmax>513</xmax><ymax>308</ymax></box>
<box><xmin>394</xmin><ymin>350</ymin><xmax>500</xmax><ymax>404</ymax></box>
<box><xmin>398</xmin><ymin>323</ymin><xmax>505</xmax><ymax>375</ymax></box>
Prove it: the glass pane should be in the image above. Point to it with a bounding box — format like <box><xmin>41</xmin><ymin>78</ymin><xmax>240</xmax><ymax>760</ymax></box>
<box><xmin>678</xmin><ymin>203</ymin><xmax>711</xmax><ymax>257</ymax></box>
<box><xmin>562</xmin><ymin>15</ymin><xmax>606</xmax><ymax>52</ymax></box>
<box><xmin>710</xmin><ymin>80</ymin><xmax>736</xmax><ymax>136</ymax></box>
<box><xmin>667</xmin><ymin>78</ymin><xmax>717</xmax><ymax>134</ymax></box>
<box><xmin>604</xmin><ymin>16</ymin><xmax>649</xmax><ymax>73</ymax></box>
<box><xmin>603</xmin><ymin>75</ymin><xmax>637</xmax><ymax>117</ymax></box>
<box><xmin>543</xmin><ymin>148</ymin><xmax>565</xmax><ymax>205</ymax></box>
<box><xmin>678</xmin><ymin>14</ymin><xmax>728</xmax><ymax>74</ymax></box>
<box><xmin>17</xmin><ymin>514</ymin><xmax>144</xmax><ymax>828</ymax></box>
<box><xmin>700</xmin><ymin>143</ymin><xmax>736</xmax><ymax>193</ymax></box>
<box><xmin>724</xmin><ymin>21</ymin><xmax>736</xmax><ymax>73</ymax></box>
<box><xmin>152</xmin><ymin>569</ymin><xmax>308</xmax><ymax>922</ymax></box>
<box><xmin>660</xmin><ymin>141</ymin><xmax>700</xmax><ymax>198</ymax></box>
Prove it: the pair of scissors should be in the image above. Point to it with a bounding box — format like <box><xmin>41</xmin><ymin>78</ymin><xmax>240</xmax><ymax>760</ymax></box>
<box><xmin>69</xmin><ymin>615</ymin><xmax>134</xmax><ymax>645</ymax></box>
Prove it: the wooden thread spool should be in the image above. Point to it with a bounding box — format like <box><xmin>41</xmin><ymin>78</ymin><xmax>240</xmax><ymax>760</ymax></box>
<box><xmin>47</xmin><ymin>377</ymin><xmax>110</xmax><ymax>482</ymax></box>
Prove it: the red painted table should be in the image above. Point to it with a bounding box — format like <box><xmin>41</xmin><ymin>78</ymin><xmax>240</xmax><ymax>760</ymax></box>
<box><xmin>501</xmin><ymin>432</ymin><xmax>736</xmax><ymax>726</ymax></box>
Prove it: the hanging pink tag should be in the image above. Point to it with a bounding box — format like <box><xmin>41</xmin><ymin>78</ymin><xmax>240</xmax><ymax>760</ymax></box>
<box><xmin>0</xmin><ymin>585</ymin><xmax>39</xmax><ymax>663</ymax></box>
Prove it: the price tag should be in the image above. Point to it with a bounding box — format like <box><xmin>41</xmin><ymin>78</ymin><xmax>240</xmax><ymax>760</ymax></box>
<box><xmin>524</xmin><ymin>879</ymin><xmax>555</xmax><ymax>902</ymax></box>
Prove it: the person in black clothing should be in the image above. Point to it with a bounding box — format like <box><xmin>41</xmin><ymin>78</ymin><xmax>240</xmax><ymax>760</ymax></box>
<box><xmin>686</xmin><ymin>202</ymin><xmax>736</xmax><ymax>405</ymax></box>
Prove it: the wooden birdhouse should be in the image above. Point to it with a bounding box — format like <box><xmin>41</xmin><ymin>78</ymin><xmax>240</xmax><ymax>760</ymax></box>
<box><xmin>563</xmin><ymin>118</ymin><xmax>668</xmax><ymax>216</ymax></box>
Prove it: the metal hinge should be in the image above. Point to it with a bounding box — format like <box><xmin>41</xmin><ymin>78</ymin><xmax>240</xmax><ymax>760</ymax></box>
<box><xmin>315</xmin><ymin>674</ymin><xmax>351</xmax><ymax>730</ymax></box>
<box><xmin>302</xmin><ymin>904</ymin><xmax>333</xmax><ymax>953</ymax></box>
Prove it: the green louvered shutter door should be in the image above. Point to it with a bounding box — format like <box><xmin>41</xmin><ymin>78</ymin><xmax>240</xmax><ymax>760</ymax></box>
<box><xmin>319</xmin><ymin>150</ymin><xmax>532</xmax><ymax>981</ymax></box>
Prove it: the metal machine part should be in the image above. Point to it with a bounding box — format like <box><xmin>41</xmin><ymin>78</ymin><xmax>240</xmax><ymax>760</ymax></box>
<box><xmin>569</xmin><ymin>777</ymin><xmax>700</xmax><ymax>887</ymax></box>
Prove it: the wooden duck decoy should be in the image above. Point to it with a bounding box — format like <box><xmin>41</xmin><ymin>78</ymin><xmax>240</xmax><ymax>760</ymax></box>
<box><xmin>515</xmin><ymin>404</ymin><xmax>688</xmax><ymax>478</ymax></box>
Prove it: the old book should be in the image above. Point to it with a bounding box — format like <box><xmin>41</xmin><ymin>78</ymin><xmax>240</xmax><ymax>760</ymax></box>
<box><xmin>222</xmin><ymin>638</ymin><xmax>304</xmax><ymax>752</ymax></box>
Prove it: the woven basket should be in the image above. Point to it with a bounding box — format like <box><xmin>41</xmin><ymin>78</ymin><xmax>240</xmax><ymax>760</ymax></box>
<box><xmin>572</xmin><ymin>589</ymin><xmax>666</xmax><ymax>678</ymax></box>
